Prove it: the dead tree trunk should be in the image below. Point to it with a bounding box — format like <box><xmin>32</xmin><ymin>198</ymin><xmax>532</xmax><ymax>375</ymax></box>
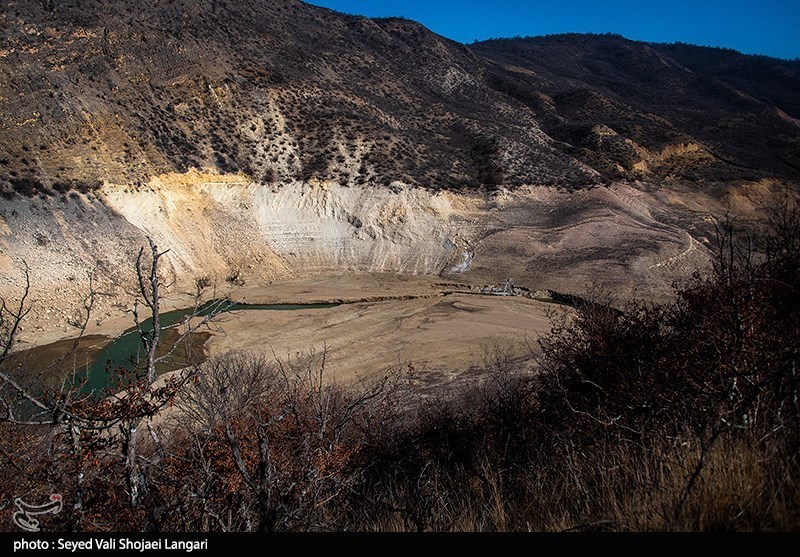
<box><xmin>123</xmin><ymin>238</ymin><xmax>169</xmax><ymax>509</ymax></box>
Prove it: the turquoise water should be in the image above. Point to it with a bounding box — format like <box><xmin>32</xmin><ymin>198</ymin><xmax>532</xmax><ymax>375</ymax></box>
<box><xmin>80</xmin><ymin>301</ymin><xmax>340</xmax><ymax>393</ymax></box>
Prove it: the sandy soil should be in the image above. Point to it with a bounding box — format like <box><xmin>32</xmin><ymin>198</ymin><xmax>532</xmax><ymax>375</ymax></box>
<box><xmin>206</xmin><ymin>292</ymin><xmax>557</xmax><ymax>384</ymax></box>
<box><xmin>10</xmin><ymin>274</ymin><xmax>557</xmax><ymax>387</ymax></box>
<box><xmin>22</xmin><ymin>273</ymin><xmax>473</xmax><ymax>347</ymax></box>
<box><xmin>2</xmin><ymin>177</ymin><xmax>718</xmax><ymax>348</ymax></box>
<box><xmin>227</xmin><ymin>273</ymin><xmax>471</xmax><ymax>305</ymax></box>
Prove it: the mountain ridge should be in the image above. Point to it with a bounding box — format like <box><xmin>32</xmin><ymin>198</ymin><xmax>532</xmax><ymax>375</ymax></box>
<box><xmin>1</xmin><ymin>0</ymin><xmax>798</xmax><ymax>199</ymax></box>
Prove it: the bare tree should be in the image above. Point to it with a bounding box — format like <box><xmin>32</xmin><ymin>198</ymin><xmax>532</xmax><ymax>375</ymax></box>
<box><xmin>0</xmin><ymin>237</ymin><xmax>230</xmax><ymax>513</ymax></box>
<box><xmin>0</xmin><ymin>263</ymin><xmax>31</xmax><ymax>364</ymax></box>
<box><xmin>119</xmin><ymin>237</ymin><xmax>232</xmax><ymax>509</ymax></box>
<box><xmin>0</xmin><ymin>265</ymin><xmax>99</xmax><ymax>427</ymax></box>
<box><xmin>133</xmin><ymin>238</ymin><xmax>167</xmax><ymax>387</ymax></box>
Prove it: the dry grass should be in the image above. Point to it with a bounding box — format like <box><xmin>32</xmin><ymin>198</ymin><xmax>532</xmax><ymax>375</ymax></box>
<box><xmin>347</xmin><ymin>432</ymin><xmax>799</xmax><ymax>532</ymax></box>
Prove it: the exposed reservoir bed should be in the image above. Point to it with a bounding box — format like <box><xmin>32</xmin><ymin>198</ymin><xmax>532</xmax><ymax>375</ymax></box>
<box><xmin>4</xmin><ymin>276</ymin><xmax>562</xmax><ymax>394</ymax></box>
<box><xmin>3</xmin><ymin>302</ymin><xmax>340</xmax><ymax>394</ymax></box>
<box><xmin>83</xmin><ymin>301</ymin><xmax>342</xmax><ymax>392</ymax></box>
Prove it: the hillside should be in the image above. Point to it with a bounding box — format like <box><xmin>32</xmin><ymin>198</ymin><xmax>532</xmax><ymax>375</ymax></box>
<box><xmin>0</xmin><ymin>0</ymin><xmax>592</xmax><ymax>196</ymax></box>
<box><xmin>1</xmin><ymin>1</ymin><xmax>799</xmax><ymax>198</ymax></box>
<box><xmin>473</xmin><ymin>34</ymin><xmax>800</xmax><ymax>183</ymax></box>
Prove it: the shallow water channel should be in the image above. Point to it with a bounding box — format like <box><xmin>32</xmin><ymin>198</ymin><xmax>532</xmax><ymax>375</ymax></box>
<box><xmin>82</xmin><ymin>300</ymin><xmax>340</xmax><ymax>393</ymax></box>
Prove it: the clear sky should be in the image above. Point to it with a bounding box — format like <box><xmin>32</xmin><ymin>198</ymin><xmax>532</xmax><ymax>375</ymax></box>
<box><xmin>305</xmin><ymin>0</ymin><xmax>800</xmax><ymax>60</ymax></box>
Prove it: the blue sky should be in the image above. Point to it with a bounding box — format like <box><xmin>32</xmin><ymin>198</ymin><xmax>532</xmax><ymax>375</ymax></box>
<box><xmin>306</xmin><ymin>1</ymin><xmax>800</xmax><ymax>60</ymax></box>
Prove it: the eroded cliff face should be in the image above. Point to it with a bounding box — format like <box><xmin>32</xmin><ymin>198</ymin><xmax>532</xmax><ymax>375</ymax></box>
<box><xmin>101</xmin><ymin>171</ymin><xmax>476</xmax><ymax>279</ymax></box>
<box><xmin>0</xmin><ymin>171</ymin><xmax>469</xmax><ymax>339</ymax></box>
<box><xmin>0</xmin><ymin>170</ymin><xmax>719</xmax><ymax>343</ymax></box>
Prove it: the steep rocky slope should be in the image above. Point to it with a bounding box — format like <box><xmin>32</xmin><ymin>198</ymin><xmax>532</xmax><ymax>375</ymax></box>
<box><xmin>473</xmin><ymin>34</ymin><xmax>800</xmax><ymax>183</ymax></box>
<box><xmin>0</xmin><ymin>0</ymin><xmax>596</xmax><ymax>195</ymax></box>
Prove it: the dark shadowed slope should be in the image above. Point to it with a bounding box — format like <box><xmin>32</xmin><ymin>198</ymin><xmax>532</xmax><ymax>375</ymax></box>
<box><xmin>472</xmin><ymin>34</ymin><xmax>800</xmax><ymax>184</ymax></box>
